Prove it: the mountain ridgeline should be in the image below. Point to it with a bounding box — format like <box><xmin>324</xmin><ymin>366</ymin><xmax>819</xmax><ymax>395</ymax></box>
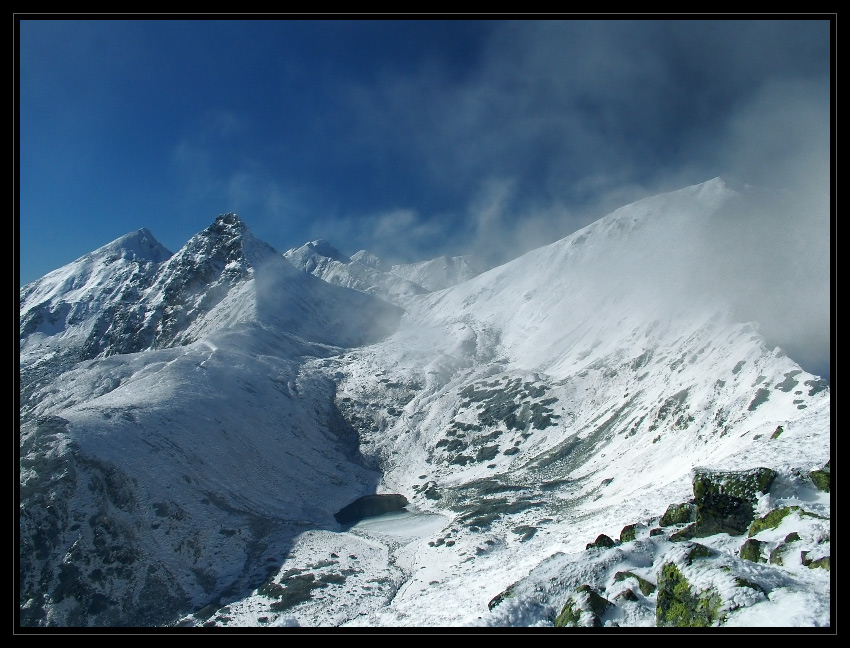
<box><xmin>18</xmin><ymin>179</ymin><xmax>830</xmax><ymax>628</ymax></box>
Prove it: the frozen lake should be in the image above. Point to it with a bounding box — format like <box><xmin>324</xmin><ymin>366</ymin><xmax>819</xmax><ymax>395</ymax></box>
<box><xmin>349</xmin><ymin>509</ymin><xmax>450</xmax><ymax>539</ymax></box>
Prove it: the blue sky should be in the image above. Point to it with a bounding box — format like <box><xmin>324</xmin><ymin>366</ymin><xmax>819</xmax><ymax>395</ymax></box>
<box><xmin>17</xmin><ymin>18</ymin><xmax>832</xmax><ymax>379</ymax></box>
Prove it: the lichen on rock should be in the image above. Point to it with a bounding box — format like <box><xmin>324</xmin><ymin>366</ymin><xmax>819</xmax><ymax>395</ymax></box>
<box><xmin>656</xmin><ymin>562</ymin><xmax>722</xmax><ymax>627</ymax></box>
<box><xmin>555</xmin><ymin>584</ymin><xmax>612</xmax><ymax>627</ymax></box>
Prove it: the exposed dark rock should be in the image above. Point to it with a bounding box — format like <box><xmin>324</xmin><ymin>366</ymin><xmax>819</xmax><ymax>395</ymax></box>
<box><xmin>586</xmin><ymin>534</ymin><xmax>616</xmax><ymax>550</ymax></box>
<box><xmin>692</xmin><ymin>493</ymin><xmax>754</xmax><ymax>537</ymax></box>
<box><xmin>488</xmin><ymin>582</ymin><xmax>517</xmax><ymax>611</ymax></box>
<box><xmin>615</xmin><ymin>588</ymin><xmax>639</xmax><ymax>602</ymax></box>
<box><xmin>684</xmin><ymin>467</ymin><xmax>777</xmax><ymax>537</ymax></box>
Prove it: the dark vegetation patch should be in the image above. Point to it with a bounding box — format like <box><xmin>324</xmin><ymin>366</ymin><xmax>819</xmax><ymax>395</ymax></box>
<box><xmin>267</xmin><ymin>574</ymin><xmax>322</xmax><ymax>612</ymax></box>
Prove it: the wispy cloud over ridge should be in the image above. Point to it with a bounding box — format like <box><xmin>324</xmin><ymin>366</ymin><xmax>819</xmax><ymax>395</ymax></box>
<box><xmin>19</xmin><ymin>18</ymin><xmax>832</xmax><ymax>378</ymax></box>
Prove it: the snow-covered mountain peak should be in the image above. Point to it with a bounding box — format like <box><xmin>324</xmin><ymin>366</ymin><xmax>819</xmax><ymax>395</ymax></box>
<box><xmin>100</xmin><ymin>227</ymin><xmax>173</xmax><ymax>264</ymax></box>
<box><xmin>171</xmin><ymin>212</ymin><xmax>282</xmax><ymax>277</ymax></box>
<box><xmin>567</xmin><ymin>176</ymin><xmax>734</xmax><ymax>253</ymax></box>
<box><xmin>395</xmin><ymin>178</ymin><xmax>741</xmax><ymax>378</ymax></box>
<box><xmin>307</xmin><ymin>239</ymin><xmax>351</xmax><ymax>263</ymax></box>
<box><xmin>284</xmin><ymin>239</ymin><xmax>352</xmax><ymax>273</ymax></box>
<box><xmin>350</xmin><ymin>249</ymin><xmax>386</xmax><ymax>270</ymax></box>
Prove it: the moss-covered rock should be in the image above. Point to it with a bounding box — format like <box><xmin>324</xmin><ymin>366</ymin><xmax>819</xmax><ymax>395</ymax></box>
<box><xmin>748</xmin><ymin>506</ymin><xmax>800</xmax><ymax>537</ymax></box>
<box><xmin>585</xmin><ymin>534</ymin><xmax>616</xmax><ymax>550</ymax></box>
<box><xmin>487</xmin><ymin>582</ymin><xmax>517</xmax><ymax>611</ymax></box>
<box><xmin>686</xmin><ymin>543</ymin><xmax>714</xmax><ymax>564</ymax></box>
<box><xmin>768</xmin><ymin>533</ymin><xmax>801</xmax><ymax>566</ymax></box>
<box><xmin>809</xmin><ymin>466</ymin><xmax>830</xmax><ymax>492</ymax></box>
<box><xmin>692</xmin><ymin>467</ymin><xmax>776</xmax><ymax>503</ymax></box>
<box><xmin>656</xmin><ymin>563</ymin><xmax>722</xmax><ymax>627</ymax></box>
<box><xmin>660</xmin><ymin>502</ymin><xmax>695</xmax><ymax>527</ymax></box>
<box><xmin>554</xmin><ymin>598</ymin><xmax>581</xmax><ymax>627</ymax></box>
<box><xmin>619</xmin><ymin>524</ymin><xmax>637</xmax><ymax>543</ymax></box>
<box><xmin>669</xmin><ymin>524</ymin><xmax>697</xmax><ymax>542</ymax></box>
<box><xmin>687</xmin><ymin>467</ymin><xmax>777</xmax><ymax>537</ymax></box>
<box><xmin>614</xmin><ymin>571</ymin><xmax>656</xmax><ymax>596</ymax></box>
<box><xmin>739</xmin><ymin>538</ymin><xmax>764</xmax><ymax>562</ymax></box>
<box><xmin>555</xmin><ymin>584</ymin><xmax>612</xmax><ymax>627</ymax></box>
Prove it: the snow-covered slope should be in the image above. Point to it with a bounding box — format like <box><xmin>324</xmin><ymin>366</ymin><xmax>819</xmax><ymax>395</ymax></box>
<box><xmin>18</xmin><ymin>180</ymin><xmax>830</xmax><ymax>629</ymax></box>
<box><xmin>389</xmin><ymin>254</ymin><xmax>482</xmax><ymax>292</ymax></box>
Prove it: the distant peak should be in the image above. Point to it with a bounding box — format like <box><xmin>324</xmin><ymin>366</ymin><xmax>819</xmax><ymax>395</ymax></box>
<box><xmin>350</xmin><ymin>249</ymin><xmax>385</xmax><ymax>269</ymax></box>
<box><xmin>304</xmin><ymin>240</ymin><xmax>350</xmax><ymax>263</ymax></box>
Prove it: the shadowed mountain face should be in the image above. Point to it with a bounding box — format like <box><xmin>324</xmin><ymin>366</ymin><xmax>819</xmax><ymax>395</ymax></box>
<box><xmin>334</xmin><ymin>494</ymin><xmax>409</xmax><ymax>525</ymax></box>
<box><xmin>18</xmin><ymin>181</ymin><xmax>830</xmax><ymax>628</ymax></box>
